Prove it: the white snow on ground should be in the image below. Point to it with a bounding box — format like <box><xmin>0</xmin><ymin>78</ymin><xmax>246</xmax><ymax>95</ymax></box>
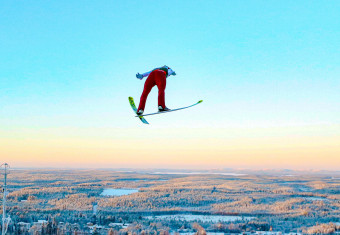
<box><xmin>108</xmin><ymin>223</ymin><xmax>130</xmax><ymax>228</ymax></box>
<box><xmin>100</xmin><ymin>188</ymin><xmax>139</xmax><ymax>196</ymax></box>
<box><xmin>299</xmin><ymin>186</ymin><xmax>312</xmax><ymax>192</ymax></box>
<box><xmin>145</xmin><ymin>214</ymin><xmax>254</xmax><ymax>223</ymax></box>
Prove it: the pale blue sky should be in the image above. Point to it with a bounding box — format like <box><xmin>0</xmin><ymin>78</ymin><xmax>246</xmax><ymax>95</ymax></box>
<box><xmin>1</xmin><ymin>1</ymin><xmax>339</xmax><ymax>132</ymax></box>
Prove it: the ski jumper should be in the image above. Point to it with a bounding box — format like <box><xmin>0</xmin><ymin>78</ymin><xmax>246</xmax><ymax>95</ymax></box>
<box><xmin>136</xmin><ymin>66</ymin><xmax>176</xmax><ymax>112</ymax></box>
<box><xmin>138</xmin><ymin>69</ymin><xmax>167</xmax><ymax>111</ymax></box>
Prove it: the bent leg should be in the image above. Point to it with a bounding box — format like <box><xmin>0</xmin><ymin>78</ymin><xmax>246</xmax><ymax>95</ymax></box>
<box><xmin>138</xmin><ymin>78</ymin><xmax>155</xmax><ymax>111</ymax></box>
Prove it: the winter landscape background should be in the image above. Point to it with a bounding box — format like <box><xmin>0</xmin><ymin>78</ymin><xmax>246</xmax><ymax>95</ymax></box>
<box><xmin>1</xmin><ymin>1</ymin><xmax>340</xmax><ymax>234</ymax></box>
<box><xmin>1</xmin><ymin>169</ymin><xmax>339</xmax><ymax>234</ymax></box>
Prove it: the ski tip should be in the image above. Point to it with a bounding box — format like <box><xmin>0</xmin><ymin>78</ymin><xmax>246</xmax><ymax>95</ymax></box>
<box><xmin>128</xmin><ymin>96</ymin><xmax>133</xmax><ymax>100</ymax></box>
<box><xmin>198</xmin><ymin>100</ymin><xmax>203</xmax><ymax>103</ymax></box>
<box><xmin>141</xmin><ymin>119</ymin><xmax>149</xmax><ymax>124</ymax></box>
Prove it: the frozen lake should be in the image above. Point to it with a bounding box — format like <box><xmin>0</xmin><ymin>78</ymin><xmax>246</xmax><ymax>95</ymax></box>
<box><xmin>101</xmin><ymin>188</ymin><xmax>139</xmax><ymax>196</ymax></box>
<box><xmin>302</xmin><ymin>196</ymin><xmax>328</xmax><ymax>201</ymax></box>
<box><xmin>151</xmin><ymin>172</ymin><xmax>247</xmax><ymax>176</ymax></box>
<box><xmin>145</xmin><ymin>214</ymin><xmax>254</xmax><ymax>223</ymax></box>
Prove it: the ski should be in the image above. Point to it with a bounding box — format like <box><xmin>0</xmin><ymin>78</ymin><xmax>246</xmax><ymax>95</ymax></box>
<box><xmin>136</xmin><ymin>100</ymin><xmax>203</xmax><ymax>117</ymax></box>
<box><xmin>128</xmin><ymin>97</ymin><xmax>149</xmax><ymax>124</ymax></box>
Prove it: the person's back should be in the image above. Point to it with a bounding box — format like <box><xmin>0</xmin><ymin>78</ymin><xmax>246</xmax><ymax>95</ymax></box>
<box><xmin>136</xmin><ymin>66</ymin><xmax>176</xmax><ymax>115</ymax></box>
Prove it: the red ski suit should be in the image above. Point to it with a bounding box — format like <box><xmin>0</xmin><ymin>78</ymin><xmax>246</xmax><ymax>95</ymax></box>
<box><xmin>138</xmin><ymin>69</ymin><xmax>167</xmax><ymax>111</ymax></box>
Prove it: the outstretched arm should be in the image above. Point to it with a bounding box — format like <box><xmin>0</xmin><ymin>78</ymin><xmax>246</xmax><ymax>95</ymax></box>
<box><xmin>136</xmin><ymin>70</ymin><xmax>153</xmax><ymax>80</ymax></box>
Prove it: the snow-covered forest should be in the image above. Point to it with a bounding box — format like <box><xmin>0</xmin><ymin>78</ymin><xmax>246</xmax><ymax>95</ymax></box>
<box><xmin>0</xmin><ymin>169</ymin><xmax>339</xmax><ymax>234</ymax></box>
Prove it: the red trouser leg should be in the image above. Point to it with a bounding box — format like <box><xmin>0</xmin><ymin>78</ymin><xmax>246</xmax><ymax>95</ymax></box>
<box><xmin>154</xmin><ymin>70</ymin><xmax>167</xmax><ymax>108</ymax></box>
<box><xmin>137</xmin><ymin>76</ymin><xmax>155</xmax><ymax>111</ymax></box>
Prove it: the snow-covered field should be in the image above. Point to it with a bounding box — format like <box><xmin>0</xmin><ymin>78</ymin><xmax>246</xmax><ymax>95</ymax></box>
<box><xmin>100</xmin><ymin>188</ymin><xmax>139</xmax><ymax>196</ymax></box>
<box><xmin>145</xmin><ymin>214</ymin><xmax>254</xmax><ymax>223</ymax></box>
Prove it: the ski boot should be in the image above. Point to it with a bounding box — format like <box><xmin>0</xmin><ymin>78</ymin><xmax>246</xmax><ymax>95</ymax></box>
<box><xmin>136</xmin><ymin>109</ymin><xmax>144</xmax><ymax>116</ymax></box>
<box><xmin>158</xmin><ymin>106</ymin><xmax>171</xmax><ymax>112</ymax></box>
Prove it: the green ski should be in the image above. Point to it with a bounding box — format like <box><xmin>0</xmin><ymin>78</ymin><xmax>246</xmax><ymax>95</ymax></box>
<box><xmin>128</xmin><ymin>97</ymin><xmax>149</xmax><ymax>124</ymax></box>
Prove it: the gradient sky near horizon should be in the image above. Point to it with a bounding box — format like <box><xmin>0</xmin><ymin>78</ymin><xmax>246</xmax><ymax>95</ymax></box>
<box><xmin>1</xmin><ymin>1</ymin><xmax>339</xmax><ymax>170</ymax></box>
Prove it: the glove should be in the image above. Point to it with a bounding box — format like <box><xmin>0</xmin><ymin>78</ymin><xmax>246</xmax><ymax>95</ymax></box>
<box><xmin>136</xmin><ymin>73</ymin><xmax>143</xmax><ymax>80</ymax></box>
